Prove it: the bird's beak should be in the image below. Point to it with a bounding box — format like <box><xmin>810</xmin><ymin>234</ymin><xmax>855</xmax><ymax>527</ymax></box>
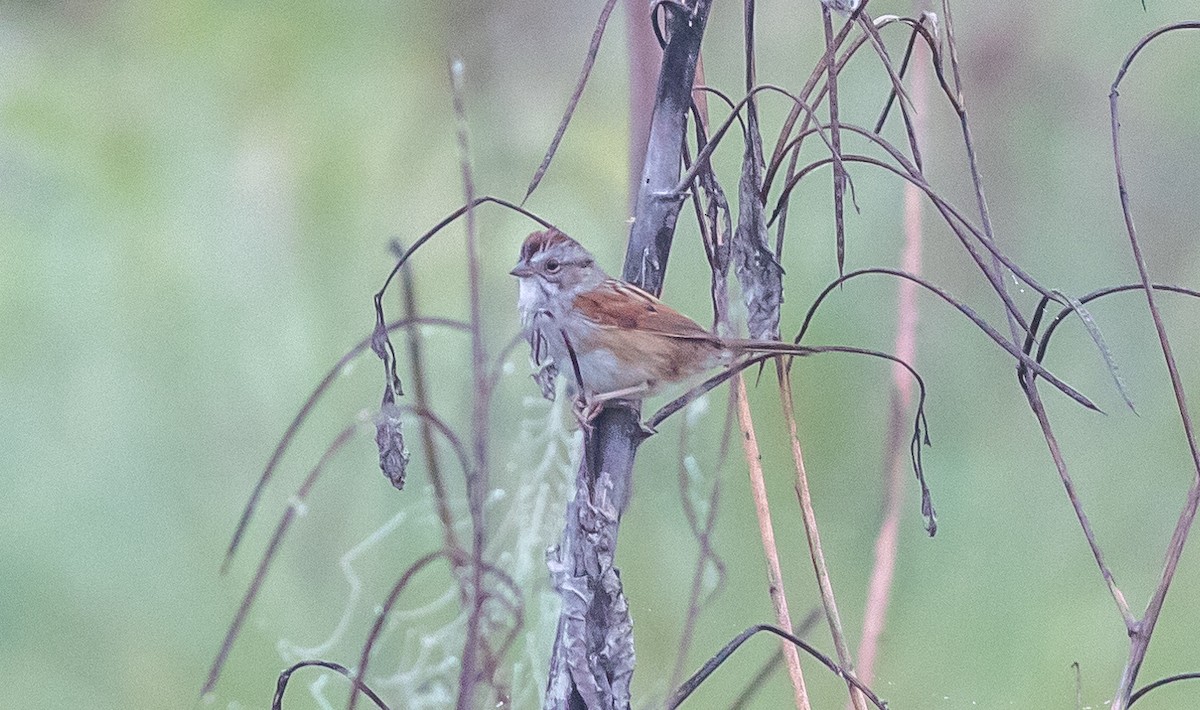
<box><xmin>510</xmin><ymin>263</ymin><xmax>535</xmax><ymax>278</ymax></box>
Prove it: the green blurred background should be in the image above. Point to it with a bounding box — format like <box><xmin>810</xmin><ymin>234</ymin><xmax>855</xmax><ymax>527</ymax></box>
<box><xmin>4</xmin><ymin>1</ymin><xmax>1200</xmax><ymax>708</ymax></box>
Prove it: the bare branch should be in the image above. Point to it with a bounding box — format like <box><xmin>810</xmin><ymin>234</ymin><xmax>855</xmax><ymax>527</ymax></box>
<box><xmin>274</xmin><ymin>660</ymin><xmax>391</xmax><ymax>710</ymax></box>
<box><xmin>544</xmin><ymin>2</ymin><xmax>714</xmax><ymax>706</ymax></box>
<box><xmin>522</xmin><ymin>0</ymin><xmax>621</xmax><ymax>204</ymax></box>
<box><xmin>668</xmin><ymin>624</ymin><xmax>888</xmax><ymax>710</ymax></box>
<box><xmin>778</xmin><ymin>360</ymin><xmax>867</xmax><ymax>710</ymax></box>
<box><xmin>1107</xmin><ymin>22</ymin><xmax>1200</xmax><ymax>709</ymax></box>
<box><xmin>222</xmin><ymin>316</ymin><xmax>469</xmax><ymax>574</ymax></box>
<box><xmin>206</xmin><ymin>425</ymin><xmax>359</xmax><ymax>697</ymax></box>
<box><xmin>1130</xmin><ymin>672</ymin><xmax>1200</xmax><ymax>706</ymax></box>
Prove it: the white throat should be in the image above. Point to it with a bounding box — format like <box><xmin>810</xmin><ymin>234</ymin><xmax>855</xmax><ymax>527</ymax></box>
<box><xmin>517</xmin><ymin>276</ymin><xmax>551</xmax><ymax>328</ymax></box>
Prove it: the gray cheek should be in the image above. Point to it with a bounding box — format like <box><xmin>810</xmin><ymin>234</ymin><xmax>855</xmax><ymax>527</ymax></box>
<box><xmin>538</xmin><ymin>278</ymin><xmax>560</xmax><ymax>298</ymax></box>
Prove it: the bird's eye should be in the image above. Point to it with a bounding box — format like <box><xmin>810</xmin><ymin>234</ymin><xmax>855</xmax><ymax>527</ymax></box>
<box><xmin>544</xmin><ymin>259</ymin><xmax>561</xmax><ymax>273</ymax></box>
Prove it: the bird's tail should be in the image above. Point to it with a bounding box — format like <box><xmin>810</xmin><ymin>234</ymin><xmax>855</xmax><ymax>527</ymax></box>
<box><xmin>724</xmin><ymin>339</ymin><xmax>817</xmax><ymax>358</ymax></box>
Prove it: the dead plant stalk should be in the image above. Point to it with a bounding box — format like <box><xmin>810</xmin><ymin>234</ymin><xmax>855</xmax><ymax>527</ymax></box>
<box><xmin>734</xmin><ymin>373</ymin><xmax>812</xmax><ymax>710</ymax></box>
<box><xmin>777</xmin><ymin>361</ymin><xmax>867</xmax><ymax>710</ymax></box>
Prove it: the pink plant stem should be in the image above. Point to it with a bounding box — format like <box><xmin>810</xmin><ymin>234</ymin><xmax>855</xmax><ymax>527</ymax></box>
<box><xmin>624</xmin><ymin>0</ymin><xmax>662</xmax><ymax>210</ymax></box>
<box><xmin>855</xmin><ymin>20</ymin><xmax>929</xmax><ymax>690</ymax></box>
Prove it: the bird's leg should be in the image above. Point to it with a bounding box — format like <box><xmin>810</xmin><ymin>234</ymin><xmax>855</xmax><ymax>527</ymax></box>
<box><xmin>572</xmin><ymin>384</ymin><xmax>655</xmax><ymax>434</ymax></box>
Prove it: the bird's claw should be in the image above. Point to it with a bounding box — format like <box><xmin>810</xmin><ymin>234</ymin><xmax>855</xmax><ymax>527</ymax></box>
<box><xmin>572</xmin><ymin>398</ymin><xmax>602</xmax><ymax>433</ymax></box>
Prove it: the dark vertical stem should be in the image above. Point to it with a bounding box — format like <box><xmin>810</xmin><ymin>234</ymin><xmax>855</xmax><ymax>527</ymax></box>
<box><xmin>544</xmin><ymin>2</ymin><xmax>713</xmax><ymax>707</ymax></box>
<box><xmin>940</xmin><ymin>0</ymin><xmax>1018</xmax><ymax>346</ymax></box>
<box><xmin>743</xmin><ymin>0</ymin><xmax>757</xmax><ymax>92</ymax></box>
<box><xmin>821</xmin><ymin>5</ymin><xmax>848</xmax><ymax>276</ymax></box>
<box><xmin>622</xmin><ymin>0</ymin><xmax>712</xmax><ymax>295</ymax></box>
<box><xmin>399</xmin><ymin>250</ymin><xmax>463</xmax><ymax>556</ymax></box>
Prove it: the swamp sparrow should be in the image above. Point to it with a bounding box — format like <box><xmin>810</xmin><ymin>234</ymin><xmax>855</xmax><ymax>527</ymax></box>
<box><xmin>511</xmin><ymin>228</ymin><xmax>808</xmax><ymax>420</ymax></box>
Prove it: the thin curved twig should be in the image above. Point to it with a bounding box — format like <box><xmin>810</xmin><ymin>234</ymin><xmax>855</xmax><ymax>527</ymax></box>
<box><xmin>1108</xmin><ymin>22</ymin><xmax>1200</xmax><ymax>709</ymax></box>
<box><xmin>1129</xmin><ymin>671</ymin><xmax>1200</xmax><ymax>706</ymax></box>
<box><xmin>1029</xmin><ymin>284</ymin><xmax>1200</xmax><ymax>368</ymax></box>
<box><xmin>221</xmin><ymin>316</ymin><xmax>470</xmax><ymax>574</ymax></box>
<box><xmin>274</xmin><ymin>660</ymin><xmax>391</xmax><ymax>710</ymax></box>
<box><xmin>785</xmin><ymin>344</ymin><xmax>934</xmax><ymax>533</ymax></box>
<box><xmin>347</xmin><ymin>550</ymin><xmax>458</xmax><ymax>710</ymax></box>
<box><xmin>675</xmin><ymin>83</ymin><xmax>835</xmax><ymax>198</ymax></box>
<box><xmin>793</xmin><ymin>267</ymin><xmax>1097</xmax><ymax>413</ymax></box>
<box><xmin>668</xmin><ymin>624</ymin><xmax>887</xmax><ymax>709</ymax></box>
<box><xmin>521</xmin><ymin>0</ymin><xmax>621</xmax><ymax>204</ymax></box>
<box><xmin>770</xmin><ymin>142</ymin><xmax>1044</xmax><ymax>338</ymax></box>
<box><xmin>205</xmin><ymin>425</ymin><xmax>359</xmax><ymax>697</ymax></box>
<box><xmin>763</xmin><ymin>9</ymin><xmax>954</xmax><ymax>199</ymax></box>
<box><xmin>647</xmin><ymin>343</ymin><xmax>934</xmax><ymax>533</ymax></box>
<box><xmin>728</xmin><ymin>610</ymin><xmax>822</xmax><ymax>710</ymax></box>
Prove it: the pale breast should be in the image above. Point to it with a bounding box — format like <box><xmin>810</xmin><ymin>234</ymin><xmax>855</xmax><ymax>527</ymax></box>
<box><xmin>527</xmin><ymin>284</ymin><xmax>731</xmax><ymax>399</ymax></box>
<box><xmin>573</xmin><ymin>320</ymin><xmax>726</xmax><ymax>396</ymax></box>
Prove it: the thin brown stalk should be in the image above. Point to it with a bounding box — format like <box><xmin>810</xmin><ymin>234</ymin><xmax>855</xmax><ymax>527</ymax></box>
<box><xmin>772</xmin><ymin>124</ymin><xmax>803</xmax><ymax>260</ymax></box>
<box><xmin>204</xmin><ymin>425</ymin><xmax>358</xmax><ymax>697</ymax></box>
<box><xmin>733</xmin><ymin>374</ymin><xmax>811</xmax><ymax>710</ymax></box>
<box><xmin>777</xmin><ymin>362</ymin><xmax>866</xmax><ymax>710</ymax></box>
<box><xmin>940</xmin><ymin>0</ymin><xmax>1018</xmax><ymax>348</ymax></box>
<box><xmin>1108</xmin><ymin>22</ymin><xmax>1200</xmax><ymax>709</ymax></box>
<box><xmin>1026</xmin><ymin>377</ymin><xmax>1135</xmax><ymax>628</ymax></box>
<box><xmin>397</xmin><ymin>245</ymin><xmax>463</xmax><ymax>557</ymax></box>
<box><xmin>450</xmin><ymin>59</ymin><xmax>491</xmax><ymax>710</ymax></box>
<box><xmin>855</xmin><ymin>14</ymin><xmax>929</xmax><ymax>688</ymax></box>
<box><xmin>521</xmin><ymin>0</ymin><xmax>621</xmax><ymax>204</ymax></box>
<box><xmin>854</xmin><ymin>10</ymin><xmax>915</xmax><ymax>116</ymax></box>
<box><xmin>871</xmin><ymin>14</ymin><xmax>931</xmax><ymax>171</ymax></box>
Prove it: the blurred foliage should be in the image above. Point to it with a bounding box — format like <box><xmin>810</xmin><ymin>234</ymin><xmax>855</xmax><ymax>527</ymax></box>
<box><xmin>2</xmin><ymin>1</ymin><xmax>1200</xmax><ymax>708</ymax></box>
